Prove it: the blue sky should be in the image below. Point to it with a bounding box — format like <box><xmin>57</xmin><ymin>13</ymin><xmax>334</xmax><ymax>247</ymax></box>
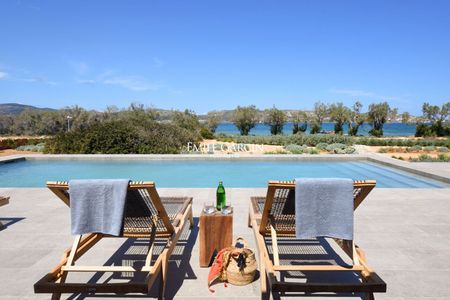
<box><xmin>0</xmin><ymin>0</ymin><xmax>449</xmax><ymax>115</ymax></box>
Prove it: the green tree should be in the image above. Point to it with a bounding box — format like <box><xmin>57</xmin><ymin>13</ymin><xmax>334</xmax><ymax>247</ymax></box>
<box><xmin>417</xmin><ymin>102</ymin><xmax>450</xmax><ymax>136</ymax></box>
<box><xmin>232</xmin><ymin>105</ymin><xmax>258</xmax><ymax>135</ymax></box>
<box><xmin>367</xmin><ymin>102</ymin><xmax>391</xmax><ymax>137</ymax></box>
<box><xmin>0</xmin><ymin>114</ymin><xmax>13</xmax><ymax>135</ymax></box>
<box><xmin>348</xmin><ymin>101</ymin><xmax>365</xmax><ymax>136</ymax></box>
<box><xmin>291</xmin><ymin>111</ymin><xmax>308</xmax><ymax>134</ymax></box>
<box><xmin>121</xmin><ymin>102</ymin><xmax>158</xmax><ymax>123</ymax></box>
<box><xmin>12</xmin><ymin>108</ymin><xmax>42</xmax><ymax>135</ymax></box>
<box><xmin>401</xmin><ymin>112</ymin><xmax>411</xmax><ymax>124</ymax></box>
<box><xmin>264</xmin><ymin>106</ymin><xmax>287</xmax><ymax>135</ymax></box>
<box><xmin>173</xmin><ymin>109</ymin><xmax>201</xmax><ymax>132</ymax></box>
<box><xmin>206</xmin><ymin>112</ymin><xmax>220</xmax><ymax>133</ymax></box>
<box><xmin>310</xmin><ymin>101</ymin><xmax>328</xmax><ymax>134</ymax></box>
<box><xmin>329</xmin><ymin>102</ymin><xmax>351</xmax><ymax>134</ymax></box>
<box><xmin>388</xmin><ymin>108</ymin><xmax>398</xmax><ymax>122</ymax></box>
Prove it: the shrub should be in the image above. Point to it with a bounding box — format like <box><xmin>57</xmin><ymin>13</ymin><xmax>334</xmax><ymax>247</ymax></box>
<box><xmin>353</xmin><ymin>137</ymin><xmax>448</xmax><ymax>147</ymax></box>
<box><xmin>344</xmin><ymin>146</ymin><xmax>356</xmax><ymax>154</ymax></box>
<box><xmin>316</xmin><ymin>142</ymin><xmax>329</xmax><ymax>150</ymax></box>
<box><xmin>45</xmin><ymin>120</ymin><xmax>201</xmax><ymax>154</ymax></box>
<box><xmin>408</xmin><ymin>145</ymin><xmax>422</xmax><ymax>152</ymax></box>
<box><xmin>438</xmin><ymin>153</ymin><xmax>450</xmax><ymax>161</ymax></box>
<box><xmin>325</xmin><ymin>143</ymin><xmax>355</xmax><ymax>154</ymax></box>
<box><xmin>16</xmin><ymin>143</ymin><xmax>46</xmax><ymax>152</ymax></box>
<box><xmin>216</xmin><ymin>134</ymin><xmax>352</xmax><ymax>147</ymax></box>
<box><xmin>437</xmin><ymin>147</ymin><xmax>449</xmax><ymax>153</ymax></box>
<box><xmin>284</xmin><ymin>144</ymin><xmax>306</xmax><ymax>154</ymax></box>
<box><xmin>378</xmin><ymin>147</ymin><xmax>389</xmax><ymax>153</ymax></box>
<box><xmin>200</xmin><ymin>126</ymin><xmax>214</xmax><ymax>139</ymax></box>
<box><xmin>325</xmin><ymin>143</ymin><xmax>346</xmax><ymax>152</ymax></box>
<box><xmin>308</xmin><ymin>148</ymin><xmax>320</xmax><ymax>154</ymax></box>
<box><xmin>0</xmin><ymin>138</ymin><xmax>47</xmax><ymax>150</ymax></box>
<box><xmin>368</xmin><ymin>129</ymin><xmax>383</xmax><ymax>137</ymax></box>
<box><xmin>415</xmin><ymin>123</ymin><xmax>436</xmax><ymax>137</ymax></box>
<box><xmin>418</xmin><ymin>154</ymin><xmax>432</xmax><ymax>161</ymax></box>
<box><xmin>423</xmin><ymin>146</ymin><xmax>436</xmax><ymax>152</ymax></box>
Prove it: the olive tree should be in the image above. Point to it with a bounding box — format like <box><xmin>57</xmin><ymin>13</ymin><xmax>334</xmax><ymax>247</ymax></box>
<box><xmin>172</xmin><ymin>109</ymin><xmax>200</xmax><ymax>132</ymax></box>
<box><xmin>367</xmin><ymin>102</ymin><xmax>390</xmax><ymax>137</ymax></box>
<box><xmin>232</xmin><ymin>105</ymin><xmax>258</xmax><ymax>135</ymax></box>
<box><xmin>264</xmin><ymin>106</ymin><xmax>287</xmax><ymax>135</ymax></box>
<box><xmin>401</xmin><ymin>112</ymin><xmax>411</xmax><ymax>124</ymax></box>
<box><xmin>348</xmin><ymin>101</ymin><xmax>365</xmax><ymax>136</ymax></box>
<box><xmin>310</xmin><ymin>101</ymin><xmax>328</xmax><ymax>134</ymax></box>
<box><xmin>329</xmin><ymin>102</ymin><xmax>350</xmax><ymax>135</ymax></box>
<box><xmin>417</xmin><ymin>102</ymin><xmax>450</xmax><ymax>136</ymax></box>
<box><xmin>0</xmin><ymin>114</ymin><xmax>13</xmax><ymax>135</ymax></box>
<box><xmin>291</xmin><ymin>111</ymin><xmax>308</xmax><ymax>134</ymax></box>
<box><xmin>206</xmin><ymin>112</ymin><xmax>220</xmax><ymax>133</ymax></box>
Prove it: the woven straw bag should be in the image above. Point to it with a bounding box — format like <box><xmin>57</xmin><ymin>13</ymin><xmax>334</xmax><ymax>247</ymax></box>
<box><xmin>224</xmin><ymin>237</ymin><xmax>257</xmax><ymax>286</ymax></box>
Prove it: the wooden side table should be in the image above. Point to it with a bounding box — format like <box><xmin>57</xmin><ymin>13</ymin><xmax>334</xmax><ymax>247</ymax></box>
<box><xmin>199</xmin><ymin>209</ymin><xmax>233</xmax><ymax>267</ymax></box>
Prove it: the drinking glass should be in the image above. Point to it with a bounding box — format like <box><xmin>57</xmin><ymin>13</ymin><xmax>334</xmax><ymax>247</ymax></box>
<box><xmin>221</xmin><ymin>201</ymin><xmax>232</xmax><ymax>215</ymax></box>
<box><xmin>203</xmin><ymin>202</ymin><xmax>216</xmax><ymax>214</ymax></box>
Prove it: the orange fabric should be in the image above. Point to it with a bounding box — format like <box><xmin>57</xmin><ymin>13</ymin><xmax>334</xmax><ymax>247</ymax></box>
<box><xmin>208</xmin><ymin>247</ymin><xmax>247</xmax><ymax>292</ymax></box>
<box><xmin>208</xmin><ymin>248</ymin><xmax>230</xmax><ymax>287</ymax></box>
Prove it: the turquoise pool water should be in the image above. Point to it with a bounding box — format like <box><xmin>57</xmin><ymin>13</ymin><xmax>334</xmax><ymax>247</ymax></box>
<box><xmin>0</xmin><ymin>159</ymin><xmax>445</xmax><ymax>188</ymax></box>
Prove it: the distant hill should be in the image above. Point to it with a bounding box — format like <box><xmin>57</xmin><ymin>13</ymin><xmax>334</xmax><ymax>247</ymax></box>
<box><xmin>0</xmin><ymin>103</ymin><xmax>55</xmax><ymax>115</ymax></box>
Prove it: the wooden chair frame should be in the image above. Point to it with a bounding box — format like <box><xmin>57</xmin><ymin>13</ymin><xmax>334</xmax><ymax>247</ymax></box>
<box><xmin>249</xmin><ymin>180</ymin><xmax>386</xmax><ymax>299</ymax></box>
<box><xmin>34</xmin><ymin>181</ymin><xmax>194</xmax><ymax>300</ymax></box>
<box><xmin>0</xmin><ymin>196</ymin><xmax>9</xmax><ymax>230</ymax></box>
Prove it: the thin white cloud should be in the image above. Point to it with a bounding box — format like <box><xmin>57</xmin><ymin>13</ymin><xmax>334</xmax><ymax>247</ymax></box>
<box><xmin>103</xmin><ymin>76</ymin><xmax>161</xmax><ymax>91</ymax></box>
<box><xmin>69</xmin><ymin>61</ymin><xmax>89</xmax><ymax>75</ymax></box>
<box><xmin>21</xmin><ymin>76</ymin><xmax>57</xmax><ymax>85</ymax></box>
<box><xmin>330</xmin><ymin>88</ymin><xmax>376</xmax><ymax>98</ymax></box>
<box><xmin>153</xmin><ymin>57</ymin><xmax>164</xmax><ymax>68</ymax></box>
<box><xmin>78</xmin><ymin>71</ymin><xmax>162</xmax><ymax>91</ymax></box>
<box><xmin>0</xmin><ymin>63</ymin><xmax>57</xmax><ymax>85</ymax></box>
<box><xmin>77</xmin><ymin>79</ymin><xmax>96</xmax><ymax>85</ymax></box>
<box><xmin>329</xmin><ymin>88</ymin><xmax>405</xmax><ymax>101</ymax></box>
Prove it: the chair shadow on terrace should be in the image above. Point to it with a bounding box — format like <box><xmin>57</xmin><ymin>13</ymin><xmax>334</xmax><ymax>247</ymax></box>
<box><xmin>0</xmin><ymin>217</ymin><xmax>25</xmax><ymax>230</ymax></box>
<box><xmin>265</xmin><ymin>237</ymin><xmax>368</xmax><ymax>300</ymax></box>
<box><xmin>66</xmin><ymin>217</ymin><xmax>199</xmax><ymax>300</ymax></box>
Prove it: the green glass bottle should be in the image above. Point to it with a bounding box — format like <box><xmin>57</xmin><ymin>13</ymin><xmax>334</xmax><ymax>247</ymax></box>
<box><xmin>216</xmin><ymin>181</ymin><xmax>226</xmax><ymax>210</ymax></box>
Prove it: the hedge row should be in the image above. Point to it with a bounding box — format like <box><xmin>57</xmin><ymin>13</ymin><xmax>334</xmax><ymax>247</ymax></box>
<box><xmin>215</xmin><ymin>134</ymin><xmax>353</xmax><ymax>146</ymax></box>
<box><xmin>215</xmin><ymin>133</ymin><xmax>450</xmax><ymax>148</ymax></box>
<box><xmin>0</xmin><ymin>138</ymin><xmax>47</xmax><ymax>150</ymax></box>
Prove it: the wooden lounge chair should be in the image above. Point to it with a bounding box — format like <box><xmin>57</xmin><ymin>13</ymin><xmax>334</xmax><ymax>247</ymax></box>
<box><xmin>34</xmin><ymin>181</ymin><xmax>194</xmax><ymax>300</ymax></box>
<box><xmin>249</xmin><ymin>180</ymin><xmax>386</xmax><ymax>299</ymax></box>
<box><xmin>0</xmin><ymin>196</ymin><xmax>10</xmax><ymax>230</ymax></box>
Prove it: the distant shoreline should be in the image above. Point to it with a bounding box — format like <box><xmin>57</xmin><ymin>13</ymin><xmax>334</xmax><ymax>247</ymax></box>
<box><xmin>215</xmin><ymin>122</ymin><xmax>417</xmax><ymax>137</ymax></box>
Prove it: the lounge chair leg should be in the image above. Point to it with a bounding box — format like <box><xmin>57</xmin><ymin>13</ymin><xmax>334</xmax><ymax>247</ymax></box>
<box><xmin>50</xmin><ymin>272</ymin><xmax>68</xmax><ymax>300</ymax></box>
<box><xmin>51</xmin><ymin>292</ymin><xmax>62</xmax><ymax>300</ymax></box>
<box><xmin>189</xmin><ymin>206</ymin><xmax>194</xmax><ymax>229</ymax></box>
<box><xmin>159</xmin><ymin>254</ymin><xmax>168</xmax><ymax>300</ymax></box>
<box><xmin>260</xmin><ymin>252</ymin><xmax>267</xmax><ymax>295</ymax></box>
<box><xmin>365</xmin><ymin>292</ymin><xmax>375</xmax><ymax>300</ymax></box>
<box><xmin>248</xmin><ymin>213</ymin><xmax>252</xmax><ymax>228</ymax></box>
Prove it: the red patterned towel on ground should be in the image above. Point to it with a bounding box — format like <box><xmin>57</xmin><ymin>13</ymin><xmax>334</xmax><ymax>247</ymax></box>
<box><xmin>207</xmin><ymin>247</ymin><xmax>231</xmax><ymax>292</ymax></box>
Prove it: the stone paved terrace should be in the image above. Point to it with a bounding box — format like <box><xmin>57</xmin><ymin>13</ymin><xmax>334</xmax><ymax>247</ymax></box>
<box><xmin>1</xmin><ymin>185</ymin><xmax>450</xmax><ymax>300</ymax></box>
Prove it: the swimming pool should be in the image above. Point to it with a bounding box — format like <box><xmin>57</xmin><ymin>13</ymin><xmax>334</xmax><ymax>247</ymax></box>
<box><xmin>0</xmin><ymin>159</ymin><xmax>445</xmax><ymax>188</ymax></box>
